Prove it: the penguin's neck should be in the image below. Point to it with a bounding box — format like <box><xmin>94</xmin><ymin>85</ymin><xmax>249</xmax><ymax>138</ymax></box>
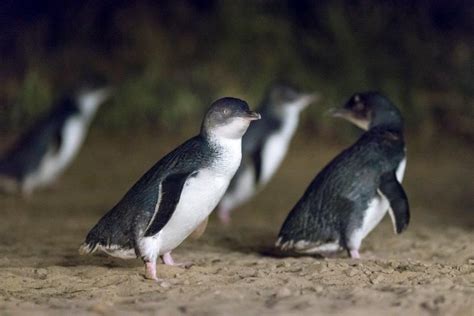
<box><xmin>76</xmin><ymin>89</ymin><xmax>109</xmax><ymax>122</ymax></box>
<box><xmin>367</xmin><ymin>125</ymin><xmax>405</xmax><ymax>147</ymax></box>
<box><xmin>276</xmin><ymin>105</ymin><xmax>301</xmax><ymax>138</ymax></box>
<box><xmin>203</xmin><ymin>133</ymin><xmax>242</xmax><ymax>177</ymax></box>
<box><xmin>369</xmin><ymin>111</ymin><xmax>404</xmax><ymax>134</ymax></box>
<box><xmin>77</xmin><ymin>100</ymin><xmax>99</xmax><ymax>123</ymax></box>
<box><xmin>205</xmin><ymin>132</ymin><xmax>242</xmax><ymax>153</ymax></box>
<box><xmin>369</xmin><ymin>123</ymin><xmax>404</xmax><ymax>138</ymax></box>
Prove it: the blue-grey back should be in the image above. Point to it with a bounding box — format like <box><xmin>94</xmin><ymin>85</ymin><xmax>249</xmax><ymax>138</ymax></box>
<box><xmin>279</xmin><ymin>127</ymin><xmax>405</xmax><ymax>242</ymax></box>
<box><xmin>83</xmin><ymin>135</ymin><xmax>217</xmax><ymax>249</ymax></box>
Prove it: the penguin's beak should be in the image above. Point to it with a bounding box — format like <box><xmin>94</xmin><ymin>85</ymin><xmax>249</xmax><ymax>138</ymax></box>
<box><xmin>97</xmin><ymin>87</ymin><xmax>113</xmax><ymax>104</ymax></box>
<box><xmin>244</xmin><ymin>110</ymin><xmax>261</xmax><ymax>121</ymax></box>
<box><xmin>81</xmin><ymin>87</ymin><xmax>113</xmax><ymax>106</ymax></box>
<box><xmin>327</xmin><ymin>108</ymin><xmax>370</xmax><ymax>130</ymax></box>
<box><xmin>291</xmin><ymin>92</ymin><xmax>319</xmax><ymax>109</ymax></box>
<box><xmin>300</xmin><ymin>92</ymin><xmax>320</xmax><ymax>105</ymax></box>
<box><xmin>327</xmin><ymin>107</ymin><xmax>350</xmax><ymax>118</ymax></box>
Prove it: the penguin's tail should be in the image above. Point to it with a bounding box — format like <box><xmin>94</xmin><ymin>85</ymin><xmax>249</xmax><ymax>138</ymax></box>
<box><xmin>78</xmin><ymin>241</ymin><xmax>99</xmax><ymax>255</ymax></box>
<box><xmin>78</xmin><ymin>215</ymin><xmax>110</xmax><ymax>255</ymax></box>
<box><xmin>275</xmin><ymin>236</ymin><xmax>296</xmax><ymax>251</ymax></box>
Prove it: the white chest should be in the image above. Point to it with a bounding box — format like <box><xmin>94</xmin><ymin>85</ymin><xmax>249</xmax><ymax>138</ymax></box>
<box><xmin>358</xmin><ymin>195</ymin><xmax>390</xmax><ymax>241</ymax></box>
<box><xmin>24</xmin><ymin>116</ymin><xmax>87</xmax><ymax>192</ymax></box>
<box><xmin>156</xmin><ymin>138</ymin><xmax>242</xmax><ymax>254</ymax></box>
<box><xmin>157</xmin><ymin>169</ymin><xmax>230</xmax><ymax>253</ymax></box>
<box><xmin>43</xmin><ymin>117</ymin><xmax>87</xmax><ymax>178</ymax></box>
<box><xmin>260</xmin><ymin>113</ymin><xmax>299</xmax><ymax>185</ymax></box>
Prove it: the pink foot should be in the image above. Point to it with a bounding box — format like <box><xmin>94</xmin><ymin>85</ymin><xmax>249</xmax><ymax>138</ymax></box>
<box><xmin>162</xmin><ymin>252</ymin><xmax>192</xmax><ymax>268</ymax></box>
<box><xmin>145</xmin><ymin>261</ymin><xmax>161</xmax><ymax>281</ymax></box>
<box><xmin>218</xmin><ymin>209</ymin><xmax>232</xmax><ymax>226</ymax></box>
<box><xmin>349</xmin><ymin>249</ymin><xmax>361</xmax><ymax>259</ymax></box>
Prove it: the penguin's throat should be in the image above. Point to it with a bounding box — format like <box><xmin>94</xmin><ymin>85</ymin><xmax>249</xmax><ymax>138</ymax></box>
<box><xmin>206</xmin><ymin>119</ymin><xmax>250</xmax><ymax>140</ymax></box>
<box><xmin>370</xmin><ymin>112</ymin><xmax>404</xmax><ymax>131</ymax></box>
<box><xmin>207</xmin><ymin>132</ymin><xmax>243</xmax><ymax>152</ymax></box>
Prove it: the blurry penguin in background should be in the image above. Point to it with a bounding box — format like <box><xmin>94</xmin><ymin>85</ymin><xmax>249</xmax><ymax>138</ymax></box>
<box><xmin>0</xmin><ymin>83</ymin><xmax>111</xmax><ymax>197</ymax></box>
<box><xmin>217</xmin><ymin>82</ymin><xmax>318</xmax><ymax>224</ymax></box>
<box><xmin>276</xmin><ymin>92</ymin><xmax>409</xmax><ymax>259</ymax></box>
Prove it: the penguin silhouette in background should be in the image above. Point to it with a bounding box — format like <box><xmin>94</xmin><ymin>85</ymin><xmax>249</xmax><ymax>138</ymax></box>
<box><xmin>276</xmin><ymin>92</ymin><xmax>409</xmax><ymax>259</ymax></box>
<box><xmin>0</xmin><ymin>83</ymin><xmax>111</xmax><ymax>196</ymax></box>
<box><xmin>217</xmin><ymin>83</ymin><xmax>318</xmax><ymax>224</ymax></box>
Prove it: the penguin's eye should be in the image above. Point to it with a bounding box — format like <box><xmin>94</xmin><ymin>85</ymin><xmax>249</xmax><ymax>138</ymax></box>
<box><xmin>223</xmin><ymin>109</ymin><xmax>230</xmax><ymax>116</ymax></box>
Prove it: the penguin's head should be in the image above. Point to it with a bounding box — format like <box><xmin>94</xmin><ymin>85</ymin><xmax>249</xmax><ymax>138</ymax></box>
<box><xmin>202</xmin><ymin>97</ymin><xmax>261</xmax><ymax>140</ymax></box>
<box><xmin>331</xmin><ymin>92</ymin><xmax>403</xmax><ymax>130</ymax></box>
<box><xmin>266</xmin><ymin>83</ymin><xmax>319</xmax><ymax>114</ymax></box>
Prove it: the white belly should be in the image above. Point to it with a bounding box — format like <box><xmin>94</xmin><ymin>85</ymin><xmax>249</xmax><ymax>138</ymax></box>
<box><xmin>346</xmin><ymin>195</ymin><xmax>388</xmax><ymax>250</ymax></box>
<box><xmin>46</xmin><ymin>117</ymin><xmax>87</xmax><ymax>177</ymax></box>
<box><xmin>348</xmin><ymin>155</ymin><xmax>408</xmax><ymax>248</ymax></box>
<box><xmin>260</xmin><ymin>115</ymin><xmax>299</xmax><ymax>185</ymax></box>
<box><xmin>23</xmin><ymin>117</ymin><xmax>87</xmax><ymax>193</ymax></box>
<box><xmin>157</xmin><ymin>169</ymin><xmax>230</xmax><ymax>254</ymax></box>
<box><xmin>362</xmin><ymin>196</ymin><xmax>390</xmax><ymax>239</ymax></box>
<box><xmin>261</xmin><ymin>135</ymin><xmax>290</xmax><ymax>185</ymax></box>
<box><xmin>360</xmin><ymin>155</ymin><xmax>407</xmax><ymax>238</ymax></box>
<box><xmin>219</xmin><ymin>165</ymin><xmax>256</xmax><ymax>212</ymax></box>
<box><xmin>137</xmin><ymin>137</ymin><xmax>242</xmax><ymax>259</ymax></box>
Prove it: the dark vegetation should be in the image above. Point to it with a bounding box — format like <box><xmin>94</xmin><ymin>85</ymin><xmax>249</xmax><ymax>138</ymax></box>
<box><xmin>0</xmin><ymin>0</ymin><xmax>472</xmax><ymax>141</ymax></box>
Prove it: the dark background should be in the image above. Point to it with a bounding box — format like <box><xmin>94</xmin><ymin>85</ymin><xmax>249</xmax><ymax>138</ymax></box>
<box><xmin>0</xmin><ymin>0</ymin><xmax>472</xmax><ymax>142</ymax></box>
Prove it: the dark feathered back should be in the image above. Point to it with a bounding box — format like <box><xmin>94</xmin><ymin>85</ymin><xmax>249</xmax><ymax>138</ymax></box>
<box><xmin>278</xmin><ymin>126</ymin><xmax>405</xmax><ymax>245</ymax></box>
<box><xmin>81</xmin><ymin>135</ymin><xmax>218</xmax><ymax>253</ymax></box>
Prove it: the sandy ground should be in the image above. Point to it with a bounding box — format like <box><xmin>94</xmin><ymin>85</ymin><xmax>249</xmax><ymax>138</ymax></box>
<box><xmin>0</xmin><ymin>131</ymin><xmax>473</xmax><ymax>315</ymax></box>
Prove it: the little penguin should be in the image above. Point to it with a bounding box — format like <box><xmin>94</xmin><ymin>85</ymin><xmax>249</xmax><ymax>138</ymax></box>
<box><xmin>276</xmin><ymin>91</ymin><xmax>409</xmax><ymax>259</ymax></box>
<box><xmin>217</xmin><ymin>83</ymin><xmax>318</xmax><ymax>224</ymax></box>
<box><xmin>0</xmin><ymin>85</ymin><xmax>111</xmax><ymax>196</ymax></box>
<box><xmin>79</xmin><ymin>97</ymin><xmax>260</xmax><ymax>281</ymax></box>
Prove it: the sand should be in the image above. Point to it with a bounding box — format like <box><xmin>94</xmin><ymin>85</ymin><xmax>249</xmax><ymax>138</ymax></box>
<box><xmin>0</xmin><ymin>133</ymin><xmax>473</xmax><ymax>315</ymax></box>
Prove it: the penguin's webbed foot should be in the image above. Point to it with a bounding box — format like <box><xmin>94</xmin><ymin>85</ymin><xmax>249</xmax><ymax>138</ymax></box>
<box><xmin>349</xmin><ymin>249</ymin><xmax>361</xmax><ymax>259</ymax></box>
<box><xmin>162</xmin><ymin>252</ymin><xmax>193</xmax><ymax>268</ymax></box>
<box><xmin>144</xmin><ymin>261</ymin><xmax>163</xmax><ymax>281</ymax></box>
<box><xmin>217</xmin><ymin>209</ymin><xmax>232</xmax><ymax>226</ymax></box>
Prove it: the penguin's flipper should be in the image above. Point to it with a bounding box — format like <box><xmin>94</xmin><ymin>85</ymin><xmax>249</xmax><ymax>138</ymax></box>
<box><xmin>251</xmin><ymin>145</ymin><xmax>263</xmax><ymax>183</ymax></box>
<box><xmin>50</xmin><ymin>127</ymin><xmax>64</xmax><ymax>154</ymax></box>
<box><xmin>144</xmin><ymin>172</ymin><xmax>195</xmax><ymax>237</ymax></box>
<box><xmin>378</xmin><ymin>171</ymin><xmax>410</xmax><ymax>234</ymax></box>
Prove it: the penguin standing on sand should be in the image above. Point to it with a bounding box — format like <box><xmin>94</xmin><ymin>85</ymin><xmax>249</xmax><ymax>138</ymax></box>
<box><xmin>79</xmin><ymin>97</ymin><xmax>260</xmax><ymax>281</ymax></box>
<box><xmin>0</xmin><ymin>85</ymin><xmax>111</xmax><ymax>196</ymax></box>
<box><xmin>276</xmin><ymin>92</ymin><xmax>409</xmax><ymax>259</ymax></box>
<box><xmin>217</xmin><ymin>83</ymin><xmax>318</xmax><ymax>224</ymax></box>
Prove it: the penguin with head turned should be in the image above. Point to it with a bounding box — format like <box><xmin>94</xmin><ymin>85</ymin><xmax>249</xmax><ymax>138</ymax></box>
<box><xmin>276</xmin><ymin>91</ymin><xmax>409</xmax><ymax>259</ymax></box>
<box><xmin>0</xmin><ymin>82</ymin><xmax>111</xmax><ymax>197</ymax></box>
<box><xmin>80</xmin><ymin>97</ymin><xmax>260</xmax><ymax>281</ymax></box>
<box><xmin>217</xmin><ymin>82</ymin><xmax>318</xmax><ymax>224</ymax></box>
